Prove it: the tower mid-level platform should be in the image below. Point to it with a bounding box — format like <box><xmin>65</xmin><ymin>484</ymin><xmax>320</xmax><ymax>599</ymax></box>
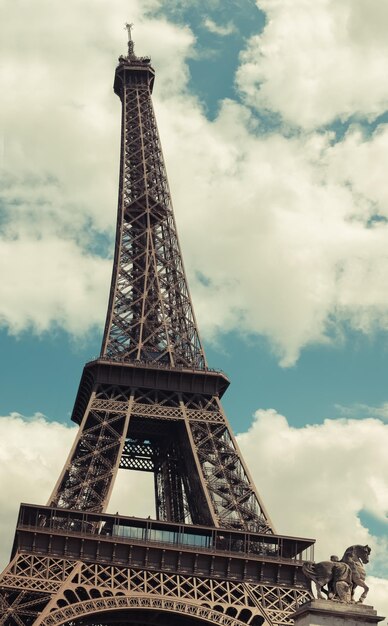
<box><xmin>13</xmin><ymin>503</ymin><xmax>315</xmax><ymax>565</ymax></box>
<box><xmin>71</xmin><ymin>358</ymin><xmax>230</xmax><ymax>425</ymax></box>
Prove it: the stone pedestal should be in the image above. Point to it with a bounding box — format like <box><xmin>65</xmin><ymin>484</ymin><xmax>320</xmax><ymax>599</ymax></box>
<box><xmin>292</xmin><ymin>600</ymin><xmax>385</xmax><ymax>626</ymax></box>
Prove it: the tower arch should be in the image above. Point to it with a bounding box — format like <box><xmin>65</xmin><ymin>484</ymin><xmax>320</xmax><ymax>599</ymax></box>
<box><xmin>38</xmin><ymin>596</ymin><xmax>254</xmax><ymax>626</ymax></box>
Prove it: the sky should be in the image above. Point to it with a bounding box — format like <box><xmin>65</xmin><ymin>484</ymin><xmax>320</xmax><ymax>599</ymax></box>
<box><xmin>0</xmin><ymin>0</ymin><xmax>388</xmax><ymax>617</ymax></box>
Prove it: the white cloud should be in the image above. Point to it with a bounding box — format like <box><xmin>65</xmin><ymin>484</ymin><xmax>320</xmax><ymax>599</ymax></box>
<box><xmin>0</xmin><ymin>411</ymin><xmax>387</xmax><ymax>616</ymax></box>
<box><xmin>335</xmin><ymin>402</ymin><xmax>388</xmax><ymax>421</ymax></box>
<box><xmin>0</xmin><ymin>414</ymin><xmax>76</xmax><ymax>567</ymax></box>
<box><xmin>107</xmin><ymin>469</ymin><xmax>155</xmax><ymax>518</ymax></box>
<box><xmin>367</xmin><ymin>577</ymin><xmax>388</xmax><ymax>620</ymax></box>
<box><xmin>0</xmin><ymin>413</ymin><xmax>154</xmax><ymax>568</ymax></box>
<box><xmin>203</xmin><ymin>18</ymin><xmax>236</xmax><ymax>36</ymax></box>
<box><xmin>237</xmin><ymin>410</ymin><xmax>388</xmax><ymax>587</ymax></box>
<box><xmin>0</xmin><ymin>236</ymin><xmax>110</xmax><ymax>335</ymax></box>
<box><xmin>325</xmin><ymin>124</ymin><xmax>388</xmax><ymax>218</ymax></box>
<box><xmin>163</xmin><ymin>101</ymin><xmax>388</xmax><ymax>364</ymax></box>
<box><xmin>236</xmin><ymin>0</ymin><xmax>388</xmax><ymax>129</ymax></box>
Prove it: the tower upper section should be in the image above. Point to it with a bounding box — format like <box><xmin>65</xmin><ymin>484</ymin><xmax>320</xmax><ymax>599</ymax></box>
<box><xmin>113</xmin><ymin>25</ymin><xmax>155</xmax><ymax>97</ymax></box>
<box><xmin>101</xmin><ymin>31</ymin><xmax>207</xmax><ymax>370</ymax></box>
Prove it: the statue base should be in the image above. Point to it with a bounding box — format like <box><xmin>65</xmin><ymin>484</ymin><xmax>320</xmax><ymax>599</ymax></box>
<box><xmin>292</xmin><ymin>600</ymin><xmax>384</xmax><ymax>626</ymax></box>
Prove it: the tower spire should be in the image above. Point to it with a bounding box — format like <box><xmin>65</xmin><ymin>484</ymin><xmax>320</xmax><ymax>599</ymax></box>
<box><xmin>125</xmin><ymin>22</ymin><xmax>135</xmax><ymax>58</ymax></box>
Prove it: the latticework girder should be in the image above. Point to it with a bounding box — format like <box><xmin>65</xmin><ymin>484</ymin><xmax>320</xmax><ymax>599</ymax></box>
<box><xmin>48</xmin><ymin>380</ymin><xmax>272</xmax><ymax>533</ymax></box>
<box><xmin>101</xmin><ymin>55</ymin><xmax>206</xmax><ymax>369</ymax></box>
<box><xmin>0</xmin><ymin>549</ymin><xmax>312</xmax><ymax>626</ymax></box>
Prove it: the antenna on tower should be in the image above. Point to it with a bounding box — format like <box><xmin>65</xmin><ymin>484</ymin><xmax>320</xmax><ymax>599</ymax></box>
<box><xmin>125</xmin><ymin>22</ymin><xmax>135</xmax><ymax>58</ymax></box>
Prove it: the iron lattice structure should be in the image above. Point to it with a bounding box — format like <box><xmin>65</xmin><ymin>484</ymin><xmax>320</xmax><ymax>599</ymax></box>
<box><xmin>100</xmin><ymin>38</ymin><xmax>205</xmax><ymax>370</ymax></box>
<box><xmin>0</xmin><ymin>33</ymin><xmax>314</xmax><ymax>626</ymax></box>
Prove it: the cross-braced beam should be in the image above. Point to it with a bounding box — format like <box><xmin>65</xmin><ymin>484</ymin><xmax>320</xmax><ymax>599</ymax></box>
<box><xmin>101</xmin><ymin>55</ymin><xmax>206</xmax><ymax>370</ymax></box>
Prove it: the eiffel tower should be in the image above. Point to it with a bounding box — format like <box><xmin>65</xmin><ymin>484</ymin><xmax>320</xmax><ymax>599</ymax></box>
<box><xmin>0</xmin><ymin>27</ymin><xmax>314</xmax><ymax>626</ymax></box>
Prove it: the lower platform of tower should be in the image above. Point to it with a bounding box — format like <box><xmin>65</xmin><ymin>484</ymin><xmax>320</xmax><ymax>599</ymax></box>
<box><xmin>0</xmin><ymin>504</ymin><xmax>314</xmax><ymax>626</ymax></box>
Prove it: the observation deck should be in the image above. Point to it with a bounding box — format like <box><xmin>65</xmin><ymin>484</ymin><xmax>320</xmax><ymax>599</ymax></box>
<box><xmin>13</xmin><ymin>504</ymin><xmax>314</xmax><ymax>590</ymax></box>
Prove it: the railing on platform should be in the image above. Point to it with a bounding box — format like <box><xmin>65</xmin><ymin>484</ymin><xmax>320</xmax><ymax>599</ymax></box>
<box><xmin>16</xmin><ymin>504</ymin><xmax>314</xmax><ymax>563</ymax></box>
<box><xmin>87</xmin><ymin>355</ymin><xmax>227</xmax><ymax>377</ymax></box>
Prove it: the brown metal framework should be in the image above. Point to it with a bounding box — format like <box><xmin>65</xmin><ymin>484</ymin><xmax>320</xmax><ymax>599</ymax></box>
<box><xmin>1</xmin><ymin>505</ymin><xmax>314</xmax><ymax>626</ymax></box>
<box><xmin>100</xmin><ymin>41</ymin><xmax>205</xmax><ymax>370</ymax></box>
<box><xmin>0</xmin><ymin>34</ymin><xmax>314</xmax><ymax>626</ymax></box>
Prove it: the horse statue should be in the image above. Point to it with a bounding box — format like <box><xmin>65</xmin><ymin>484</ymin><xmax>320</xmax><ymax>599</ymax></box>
<box><xmin>302</xmin><ymin>545</ymin><xmax>371</xmax><ymax>604</ymax></box>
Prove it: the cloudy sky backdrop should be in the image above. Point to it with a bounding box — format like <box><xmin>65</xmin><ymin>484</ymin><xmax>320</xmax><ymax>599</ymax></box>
<box><xmin>0</xmin><ymin>0</ymin><xmax>388</xmax><ymax>617</ymax></box>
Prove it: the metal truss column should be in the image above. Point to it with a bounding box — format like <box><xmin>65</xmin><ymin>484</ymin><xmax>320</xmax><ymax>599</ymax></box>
<box><xmin>48</xmin><ymin>390</ymin><xmax>134</xmax><ymax>512</ymax></box>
